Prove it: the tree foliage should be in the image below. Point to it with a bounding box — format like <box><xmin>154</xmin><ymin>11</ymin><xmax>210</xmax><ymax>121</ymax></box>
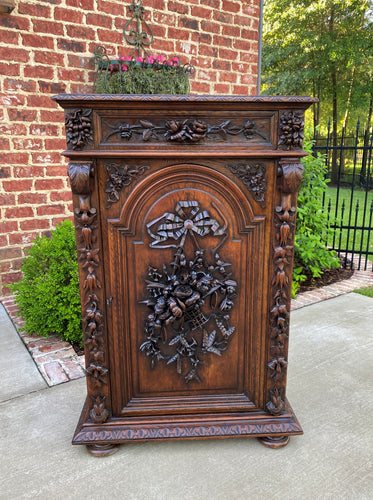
<box><xmin>262</xmin><ymin>0</ymin><xmax>373</xmax><ymax>135</ymax></box>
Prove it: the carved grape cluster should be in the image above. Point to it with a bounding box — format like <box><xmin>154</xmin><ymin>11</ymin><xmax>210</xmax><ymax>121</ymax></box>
<box><xmin>65</xmin><ymin>109</ymin><xmax>93</xmax><ymax>150</ymax></box>
<box><xmin>278</xmin><ymin>111</ymin><xmax>304</xmax><ymax>150</ymax></box>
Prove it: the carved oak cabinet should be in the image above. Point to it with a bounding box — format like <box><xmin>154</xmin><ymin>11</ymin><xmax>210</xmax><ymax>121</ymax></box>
<box><xmin>53</xmin><ymin>94</ymin><xmax>316</xmax><ymax>456</ymax></box>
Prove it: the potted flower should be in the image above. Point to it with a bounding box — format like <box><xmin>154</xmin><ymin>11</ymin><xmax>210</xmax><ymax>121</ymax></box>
<box><xmin>92</xmin><ymin>46</ymin><xmax>194</xmax><ymax>95</ymax></box>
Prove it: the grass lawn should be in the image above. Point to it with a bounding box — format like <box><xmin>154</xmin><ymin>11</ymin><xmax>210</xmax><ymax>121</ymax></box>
<box><xmin>353</xmin><ymin>286</ymin><xmax>373</xmax><ymax>298</ymax></box>
<box><xmin>323</xmin><ymin>186</ymin><xmax>373</xmax><ymax>264</ymax></box>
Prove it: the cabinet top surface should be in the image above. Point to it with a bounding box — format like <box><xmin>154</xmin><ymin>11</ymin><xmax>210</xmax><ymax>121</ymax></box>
<box><xmin>52</xmin><ymin>93</ymin><xmax>317</xmax><ymax>107</ymax></box>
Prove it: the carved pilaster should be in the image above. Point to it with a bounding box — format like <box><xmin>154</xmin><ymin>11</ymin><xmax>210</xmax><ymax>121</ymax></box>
<box><xmin>266</xmin><ymin>158</ymin><xmax>303</xmax><ymax>415</ymax></box>
<box><xmin>68</xmin><ymin>161</ymin><xmax>110</xmax><ymax>424</ymax></box>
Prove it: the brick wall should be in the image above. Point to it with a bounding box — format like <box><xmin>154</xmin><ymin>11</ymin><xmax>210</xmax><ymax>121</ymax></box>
<box><xmin>0</xmin><ymin>0</ymin><xmax>260</xmax><ymax>296</ymax></box>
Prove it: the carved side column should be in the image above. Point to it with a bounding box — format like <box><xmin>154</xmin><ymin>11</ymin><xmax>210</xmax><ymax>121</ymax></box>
<box><xmin>67</xmin><ymin>162</ymin><xmax>112</xmax><ymax>430</ymax></box>
<box><xmin>266</xmin><ymin>158</ymin><xmax>304</xmax><ymax>416</ymax></box>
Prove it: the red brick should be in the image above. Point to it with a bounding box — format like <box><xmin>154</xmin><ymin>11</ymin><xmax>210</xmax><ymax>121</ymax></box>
<box><xmin>66</xmin><ymin>24</ymin><xmax>95</xmax><ymax>40</ymax></box>
<box><xmin>178</xmin><ymin>17</ymin><xmax>199</xmax><ymax>31</ymax></box>
<box><xmin>5</xmin><ymin>206</ymin><xmax>34</xmax><ymax>219</ymax></box>
<box><xmin>0</xmin><ymin>166</ymin><xmax>11</xmax><ymax>178</ymax></box>
<box><xmin>20</xmin><ymin>219</ymin><xmax>50</xmax><ymax>231</ymax></box>
<box><xmin>57</xmin><ymin>38</ymin><xmax>86</xmax><ymax>53</ymax></box>
<box><xmin>234</xmin><ymin>15</ymin><xmax>253</xmax><ymax>27</ymax></box>
<box><xmin>204</xmin><ymin>0</ymin><xmax>220</xmax><ymax>7</ymax></box>
<box><xmin>168</xmin><ymin>28</ymin><xmax>190</xmax><ymax>41</ymax></box>
<box><xmin>18</xmin><ymin>193</ymin><xmax>47</xmax><ymax>205</ymax></box>
<box><xmin>2</xmin><ymin>179</ymin><xmax>33</xmax><ymax>192</ymax></box>
<box><xmin>44</xmin><ymin>138</ymin><xmax>68</xmax><ymax>150</ymax></box>
<box><xmin>0</xmin><ymin>94</ymin><xmax>26</xmax><ymax>106</ymax></box>
<box><xmin>96</xmin><ymin>28</ymin><xmax>123</xmax><ymax>44</ymax></box>
<box><xmin>67</xmin><ymin>54</ymin><xmax>91</xmax><ymax>69</ymax></box>
<box><xmin>97</xmin><ymin>0</ymin><xmax>124</xmax><ymax>16</ymax></box>
<box><xmin>2</xmin><ymin>271</ymin><xmax>23</xmax><ymax>286</ymax></box>
<box><xmin>214</xmin><ymin>83</ymin><xmax>231</xmax><ymax>94</ymax></box>
<box><xmin>0</xmin><ymin>29</ymin><xmax>19</xmax><ymax>45</ymax></box>
<box><xmin>199</xmin><ymin>45</ymin><xmax>218</xmax><ymax>58</ymax></box>
<box><xmin>13</xmin><ymin>166</ymin><xmax>45</xmax><ymax>178</ymax></box>
<box><xmin>212</xmin><ymin>59</ymin><xmax>231</xmax><ymax>71</ymax></box>
<box><xmin>241</xmin><ymin>74</ymin><xmax>257</xmax><ymax>85</ymax></box>
<box><xmin>0</xmin><ymin>137</ymin><xmax>10</xmax><ymax>150</ymax></box>
<box><xmin>38</xmin><ymin>81</ymin><xmax>67</xmax><ymax>94</ymax></box>
<box><xmin>35</xmin><ymin>179</ymin><xmax>65</xmax><ymax>190</ymax></box>
<box><xmin>57</xmin><ymin>68</ymin><xmax>86</xmax><ymax>82</ymax></box>
<box><xmin>53</xmin><ymin>215</ymin><xmax>74</xmax><ymax>226</ymax></box>
<box><xmin>219</xmin><ymin>48</ymin><xmax>239</xmax><ymax>61</ymax></box>
<box><xmin>0</xmin><ymin>220</ymin><xmax>18</xmax><ymax>233</ymax></box>
<box><xmin>168</xmin><ymin>1</ymin><xmax>189</xmax><ymax>14</ymax></box>
<box><xmin>213</xmin><ymin>11</ymin><xmax>233</xmax><ymax>24</ymax></box>
<box><xmin>0</xmin><ymin>194</ymin><xmax>15</xmax><ymax>206</ymax></box>
<box><xmin>222</xmin><ymin>25</ymin><xmax>240</xmax><ymax>37</ymax></box>
<box><xmin>18</xmin><ymin>2</ymin><xmax>51</xmax><ymax>17</ymax></box>
<box><xmin>54</xmin><ymin>7</ymin><xmax>83</xmax><ymax>23</ymax></box>
<box><xmin>45</xmin><ymin>165</ymin><xmax>68</xmax><ymax>176</ymax></box>
<box><xmin>0</xmin><ymin>123</ymin><xmax>27</xmax><ymax>135</ymax></box>
<box><xmin>197</xmin><ymin>69</ymin><xmax>217</xmax><ymax>82</ymax></box>
<box><xmin>32</xmin><ymin>19</ymin><xmax>64</xmax><ymax>36</ymax></box>
<box><xmin>222</xmin><ymin>0</ymin><xmax>240</xmax><ymax>13</ymax></box>
<box><xmin>34</xmin><ymin>51</ymin><xmax>65</xmax><ymax>66</ymax></box>
<box><xmin>31</xmin><ymin>152</ymin><xmax>63</xmax><ymax>164</ymax></box>
<box><xmin>12</xmin><ymin>138</ymin><xmax>44</xmax><ymax>151</ymax></box>
<box><xmin>37</xmin><ymin>205</ymin><xmax>65</xmax><ymax>216</ymax></box>
<box><xmin>218</xmin><ymin>71</ymin><xmax>238</xmax><ymax>83</ymax></box>
<box><xmin>7</xmin><ymin>108</ymin><xmax>38</xmax><ymax>122</ymax></box>
<box><xmin>43</xmin><ymin>361</ymin><xmax>69</xmax><ymax>384</ymax></box>
<box><xmin>191</xmin><ymin>6</ymin><xmax>212</xmax><ymax>19</ymax></box>
<box><xmin>39</xmin><ymin>110</ymin><xmax>65</xmax><ymax>122</ymax></box>
<box><xmin>190</xmin><ymin>81</ymin><xmax>210</xmax><ymax>93</ymax></box>
<box><xmin>0</xmin><ymin>247</ymin><xmax>22</xmax><ymax>260</ymax></box>
<box><xmin>213</xmin><ymin>35</ymin><xmax>232</xmax><ymax>48</ymax></box>
<box><xmin>21</xmin><ymin>34</ymin><xmax>54</xmax><ymax>50</ymax></box>
<box><xmin>8</xmin><ymin>232</ymin><xmax>38</xmax><ymax>246</ymax></box>
<box><xmin>241</xmin><ymin>28</ymin><xmax>259</xmax><ymax>42</ymax></box>
<box><xmin>27</xmin><ymin>66</ymin><xmax>54</xmax><ymax>80</ymax></box>
<box><xmin>200</xmin><ymin>20</ymin><xmax>220</xmax><ymax>34</ymax></box>
<box><xmin>85</xmin><ymin>13</ymin><xmax>112</xmax><ymax>28</ymax></box>
<box><xmin>27</xmin><ymin>95</ymin><xmax>57</xmax><ymax>108</ymax></box>
<box><xmin>0</xmin><ymin>15</ymin><xmax>30</xmax><ymax>31</ymax></box>
<box><xmin>0</xmin><ymin>62</ymin><xmax>20</xmax><ymax>77</ymax></box>
<box><xmin>142</xmin><ymin>0</ymin><xmax>166</xmax><ymax>8</ymax></box>
<box><xmin>50</xmin><ymin>191</ymin><xmax>72</xmax><ymax>202</ymax></box>
<box><xmin>0</xmin><ymin>153</ymin><xmax>30</xmax><ymax>165</ymax></box>
<box><xmin>191</xmin><ymin>32</ymin><xmax>213</xmax><ymax>45</ymax></box>
<box><xmin>66</xmin><ymin>0</ymin><xmax>94</xmax><ymax>8</ymax></box>
<box><xmin>0</xmin><ymin>47</ymin><xmax>29</xmax><ymax>63</ymax></box>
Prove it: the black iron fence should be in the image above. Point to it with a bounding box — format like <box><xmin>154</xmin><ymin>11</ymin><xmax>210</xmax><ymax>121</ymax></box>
<box><xmin>312</xmin><ymin>120</ymin><xmax>373</xmax><ymax>271</ymax></box>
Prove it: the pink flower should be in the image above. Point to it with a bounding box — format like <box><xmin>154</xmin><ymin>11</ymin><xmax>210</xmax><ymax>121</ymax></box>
<box><xmin>147</xmin><ymin>56</ymin><xmax>154</xmax><ymax>64</ymax></box>
<box><xmin>172</xmin><ymin>56</ymin><xmax>179</xmax><ymax>63</ymax></box>
<box><xmin>121</xmin><ymin>64</ymin><xmax>128</xmax><ymax>71</ymax></box>
<box><xmin>136</xmin><ymin>56</ymin><xmax>144</xmax><ymax>63</ymax></box>
<box><xmin>156</xmin><ymin>55</ymin><xmax>165</xmax><ymax>62</ymax></box>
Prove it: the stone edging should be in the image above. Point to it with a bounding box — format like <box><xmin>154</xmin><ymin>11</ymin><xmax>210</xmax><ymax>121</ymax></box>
<box><xmin>1</xmin><ymin>265</ymin><xmax>372</xmax><ymax>386</ymax></box>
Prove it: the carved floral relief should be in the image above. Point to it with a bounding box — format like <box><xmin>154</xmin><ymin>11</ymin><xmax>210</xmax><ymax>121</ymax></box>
<box><xmin>102</xmin><ymin>117</ymin><xmax>270</xmax><ymax>144</ymax></box>
<box><xmin>65</xmin><ymin>109</ymin><xmax>93</xmax><ymax>150</ymax></box>
<box><xmin>266</xmin><ymin>159</ymin><xmax>303</xmax><ymax>416</ymax></box>
<box><xmin>278</xmin><ymin>111</ymin><xmax>305</xmax><ymax>150</ymax></box>
<box><xmin>228</xmin><ymin>162</ymin><xmax>267</xmax><ymax>206</ymax></box>
<box><xmin>140</xmin><ymin>200</ymin><xmax>237</xmax><ymax>383</ymax></box>
<box><xmin>68</xmin><ymin>161</ymin><xmax>109</xmax><ymax>424</ymax></box>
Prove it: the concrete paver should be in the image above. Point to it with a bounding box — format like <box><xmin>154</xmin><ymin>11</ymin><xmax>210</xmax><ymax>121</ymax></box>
<box><xmin>0</xmin><ymin>293</ymin><xmax>372</xmax><ymax>499</ymax></box>
<box><xmin>0</xmin><ymin>304</ymin><xmax>46</xmax><ymax>403</ymax></box>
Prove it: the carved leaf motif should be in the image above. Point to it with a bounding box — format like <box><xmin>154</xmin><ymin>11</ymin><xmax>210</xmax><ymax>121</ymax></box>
<box><xmin>281</xmin><ymin>163</ymin><xmax>304</xmax><ymax>194</ymax></box>
<box><xmin>68</xmin><ymin>163</ymin><xmax>92</xmax><ymax>195</ymax></box>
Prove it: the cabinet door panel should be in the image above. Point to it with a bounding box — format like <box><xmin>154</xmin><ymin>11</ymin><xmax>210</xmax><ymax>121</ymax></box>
<box><xmin>104</xmin><ymin>163</ymin><xmax>268</xmax><ymax>416</ymax></box>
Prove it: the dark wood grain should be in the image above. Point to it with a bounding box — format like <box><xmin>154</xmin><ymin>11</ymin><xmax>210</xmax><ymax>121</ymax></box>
<box><xmin>57</xmin><ymin>95</ymin><xmax>313</xmax><ymax>454</ymax></box>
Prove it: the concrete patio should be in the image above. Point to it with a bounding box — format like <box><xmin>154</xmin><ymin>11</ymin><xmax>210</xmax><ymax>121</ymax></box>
<box><xmin>1</xmin><ymin>292</ymin><xmax>372</xmax><ymax>499</ymax></box>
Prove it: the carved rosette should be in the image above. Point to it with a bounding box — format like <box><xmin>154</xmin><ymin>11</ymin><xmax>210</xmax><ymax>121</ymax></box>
<box><xmin>266</xmin><ymin>159</ymin><xmax>303</xmax><ymax>415</ymax></box>
<box><xmin>68</xmin><ymin>161</ymin><xmax>110</xmax><ymax>424</ymax></box>
<box><xmin>228</xmin><ymin>162</ymin><xmax>267</xmax><ymax>207</ymax></box>
<box><xmin>105</xmin><ymin>161</ymin><xmax>150</xmax><ymax>206</ymax></box>
<box><xmin>278</xmin><ymin>111</ymin><xmax>305</xmax><ymax>150</ymax></box>
<box><xmin>65</xmin><ymin>108</ymin><xmax>93</xmax><ymax>150</ymax></box>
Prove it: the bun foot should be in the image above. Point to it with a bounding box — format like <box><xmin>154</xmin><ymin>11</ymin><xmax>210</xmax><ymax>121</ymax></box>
<box><xmin>86</xmin><ymin>443</ymin><xmax>119</xmax><ymax>457</ymax></box>
<box><xmin>258</xmin><ymin>435</ymin><xmax>290</xmax><ymax>449</ymax></box>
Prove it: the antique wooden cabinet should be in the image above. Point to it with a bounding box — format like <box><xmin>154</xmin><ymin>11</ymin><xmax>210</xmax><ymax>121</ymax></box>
<box><xmin>53</xmin><ymin>94</ymin><xmax>316</xmax><ymax>456</ymax></box>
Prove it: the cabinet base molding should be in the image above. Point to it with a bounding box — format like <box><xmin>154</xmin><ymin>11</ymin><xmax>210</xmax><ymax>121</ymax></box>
<box><xmin>73</xmin><ymin>398</ymin><xmax>302</xmax><ymax>449</ymax></box>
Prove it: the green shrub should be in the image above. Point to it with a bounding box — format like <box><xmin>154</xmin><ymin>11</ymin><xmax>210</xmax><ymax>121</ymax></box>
<box><xmin>293</xmin><ymin>135</ymin><xmax>339</xmax><ymax>296</ymax></box>
<box><xmin>10</xmin><ymin>221</ymin><xmax>82</xmax><ymax>345</ymax></box>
